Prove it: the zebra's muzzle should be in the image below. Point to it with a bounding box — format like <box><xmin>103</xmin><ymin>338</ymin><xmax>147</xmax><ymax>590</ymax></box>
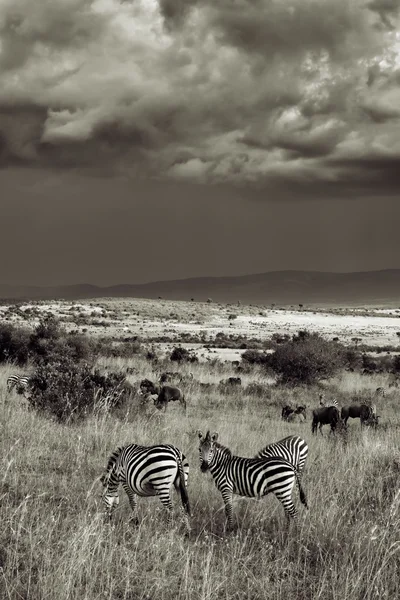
<box><xmin>200</xmin><ymin>462</ymin><xmax>209</xmax><ymax>473</ymax></box>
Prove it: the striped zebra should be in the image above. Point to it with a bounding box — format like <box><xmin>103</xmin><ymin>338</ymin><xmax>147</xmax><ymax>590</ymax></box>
<box><xmin>256</xmin><ymin>435</ymin><xmax>308</xmax><ymax>493</ymax></box>
<box><xmin>197</xmin><ymin>431</ymin><xmax>307</xmax><ymax>529</ymax></box>
<box><xmin>319</xmin><ymin>393</ymin><xmax>338</xmax><ymax>408</ymax></box>
<box><xmin>6</xmin><ymin>375</ymin><xmax>31</xmax><ymax>395</ymax></box>
<box><xmin>100</xmin><ymin>443</ymin><xmax>191</xmax><ymax>530</ymax></box>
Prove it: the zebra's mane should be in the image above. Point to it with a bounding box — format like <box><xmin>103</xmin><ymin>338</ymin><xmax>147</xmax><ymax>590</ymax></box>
<box><xmin>213</xmin><ymin>441</ymin><xmax>232</xmax><ymax>457</ymax></box>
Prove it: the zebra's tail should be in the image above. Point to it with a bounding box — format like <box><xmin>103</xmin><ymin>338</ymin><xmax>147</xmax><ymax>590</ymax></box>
<box><xmin>294</xmin><ymin>468</ymin><xmax>308</xmax><ymax>509</ymax></box>
<box><xmin>177</xmin><ymin>453</ymin><xmax>191</xmax><ymax>516</ymax></box>
<box><xmin>100</xmin><ymin>447</ymin><xmax>123</xmax><ymax>486</ymax></box>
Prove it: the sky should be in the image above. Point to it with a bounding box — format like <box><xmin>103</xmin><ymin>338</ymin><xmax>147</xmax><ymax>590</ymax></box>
<box><xmin>0</xmin><ymin>0</ymin><xmax>400</xmax><ymax>286</ymax></box>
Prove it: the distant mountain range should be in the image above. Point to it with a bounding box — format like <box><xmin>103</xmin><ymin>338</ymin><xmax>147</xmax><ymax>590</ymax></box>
<box><xmin>1</xmin><ymin>270</ymin><xmax>400</xmax><ymax>306</ymax></box>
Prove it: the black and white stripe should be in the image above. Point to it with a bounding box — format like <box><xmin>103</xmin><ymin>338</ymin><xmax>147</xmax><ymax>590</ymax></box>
<box><xmin>198</xmin><ymin>431</ymin><xmax>307</xmax><ymax>529</ymax></box>
<box><xmin>6</xmin><ymin>375</ymin><xmax>31</xmax><ymax>394</ymax></box>
<box><xmin>101</xmin><ymin>443</ymin><xmax>191</xmax><ymax>530</ymax></box>
<box><xmin>256</xmin><ymin>435</ymin><xmax>308</xmax><ymax>481</ymax></box>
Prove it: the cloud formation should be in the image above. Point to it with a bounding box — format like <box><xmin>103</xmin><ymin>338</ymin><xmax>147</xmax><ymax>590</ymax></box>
<box><xmin>0</xmin><ymin>0</ymin><xmax>400</xmax><ymax>195</ymax></box>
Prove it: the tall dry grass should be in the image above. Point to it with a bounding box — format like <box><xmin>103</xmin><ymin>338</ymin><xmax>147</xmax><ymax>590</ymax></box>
<box><xmin>1</xmin><ymin>363</ymin><xmax>399</xmax><ymax>600</ymax></box>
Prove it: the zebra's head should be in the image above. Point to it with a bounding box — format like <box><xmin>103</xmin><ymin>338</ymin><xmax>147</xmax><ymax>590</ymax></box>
<box><xmin>198</xmin><ymin>430</ymin><xmax>218</xmax><ymax>473</ymax></box>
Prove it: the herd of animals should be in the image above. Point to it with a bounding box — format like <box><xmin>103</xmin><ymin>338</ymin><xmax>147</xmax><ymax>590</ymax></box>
<box><xmin>4</xmin><ymin>370</ymin><xmax>386</xmax><ymax>534</ymax></box>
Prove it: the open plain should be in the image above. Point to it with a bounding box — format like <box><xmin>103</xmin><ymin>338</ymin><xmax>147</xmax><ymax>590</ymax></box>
<box><xmin>1</xmin><ymin>298</ymin><xmax>400</xmax><ymax>599</ymax></box>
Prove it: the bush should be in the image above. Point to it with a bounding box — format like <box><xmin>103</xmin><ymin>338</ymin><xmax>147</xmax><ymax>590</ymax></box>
<box><xmin>241</xmin><ymin>349</ymin><xmax>270</xmax><ymax>365</ymax></box>
<box><xmin>0</xmin><ymin>323</ymin><xmax>31</xmax><ymax>365</ymax></box>
<box><xmin>28</xmin><ymin>316</ymin><xmax>93</xmax><ymax>364</ymax></box>
<box><xmin>170</xmin><ymin>346</ymin><xmax>198</xmax><ymax>363</ymax></box>
<box><xmin>269</xmin><ymin>330</ymin><xmax>344</xmax><ymax>385</ymax></box>
<box><xmin>28</xmin><ymin>360</ymin><xmax>132</xmax><ymax>422</ymax></box>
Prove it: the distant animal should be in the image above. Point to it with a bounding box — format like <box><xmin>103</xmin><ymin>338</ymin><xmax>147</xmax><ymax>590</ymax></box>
<box><xmin>100</xmin><ymin>444</ymin><xmax>190</xmax><ymax>531</ymax></box>
<box><xmin>287</xmin><ymin>412</ymin><xmax>306</xmax><ymax>424</ymax></box>
<box><xmin>159</xmin><ymin>371</ymin><xmax>183</xmax><ymax>384</ymax></box>
<box><xmin>6</xmin><ymin>375</ymin><xmax>31</xmax><ymax>395</ymax></box>
<box><xmin>281</xmin><ymin>405</ymin><xmax>295</xmax><ymax>420</ymax></box>
<box><xmin>219</xmin><ymin>377</ymin><xmax>242</xmax><ymax>386</ymax></box>
<box><xmin>140</xmin><ymin>379</ymin><xmax>186</xmax><ymax>411</ymax></box>
<box><xmin>154</xmin><ymin>385</ymin><xmax>186</xmax><ymax>412</ymax></box>
<box><xmin>197</xmin><ymin>431</ymin><xmax>307</xmax><ymax>529</ymax></box>
<box><xmin>375</xmin><ymin>387</ymin><xmax>385</xmax><ymax>398</ymax></box>
<box><xmin>319</xmin><ymin>393</ymin><xmax>338</xmax><ymax>409</ymax></box>
<box><xmin>282</xmin><ymin>405</ymin><xmax>307</xmax><ymax>421</ymax></box>
<box><xmin>312</xmin><ymin>406</ymin><xmax>341</xmax><ymax>435</ymax></box>
<box><xmin>341</xmin><ymin>404</ymin><xmax>378</xmax><ymax>427</ymax></box>
<box><xmin>256</xmin><ymin>435</ymin><xmax>308</xmax><ymax>492</ymax></box>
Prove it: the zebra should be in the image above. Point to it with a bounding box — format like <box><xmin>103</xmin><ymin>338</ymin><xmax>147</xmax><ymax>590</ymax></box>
<box><xmin>6</xmin><ymin>375</ymin><xmax>31</xmax><ymax>395</ymax></box>
<box><xmin>100</xmin><ymin>443</ymin><xmax>191</xmax><ymax>531</ymax></box>
<box><xmin>256</xmin><ymin>435</ymin><xmax>308</xmax><ymax>494</ymax></box>
<box><xmin>375</xmin><ymin>387</ymin><xmax>385</xmax><ymax>398</ymax></box>
<box><xmin>197</xmin><ymin>431</ymin><xmax>307</xmax><ymax>530</ymax></box>
<box><xmin>319</xmin><ymin>393</ymin><xmax>338</xmax><ymax>408</ymax></box>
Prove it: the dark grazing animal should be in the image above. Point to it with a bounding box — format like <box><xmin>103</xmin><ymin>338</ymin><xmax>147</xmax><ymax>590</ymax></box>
<box><xmin>312</xmin><ymin>406</ymin><xmax>341</xmax><ymax>435</ymax></box>
<box><xmin>197</xmin><ymin>431</ymin><xmax>307</xmax><ymax>529</ymax></box>
<box><xmin>159</xmin><ymin>371</ymin><xmax>183</xmax><ymax>384</ymax></box>
<box><xmin>100</xmin><ymin>443</ymin><xmax>190</xmax><ymax>530</ymax></box>
<box><xmin>341</xmin><ymin>404</ymin><xmax>376</xmax><ymax>427</ymax></box>
<box><xmin>155</xmin><ymin>385</ymin><xmax>186</xmax><ymax>411</ymax></box>
<box><xmin>282</xmin><ymin>405</ymin><xmax>307</xmax><ymax>421</ymax></box>
<box><xmin>140</xmin><ymin>379</ymin><xmax>186</xmax><ymax>411</ymax></box>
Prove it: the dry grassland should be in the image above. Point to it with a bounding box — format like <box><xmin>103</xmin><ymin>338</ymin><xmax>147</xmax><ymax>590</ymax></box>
<box><xmin>1</xmin><ymin>301</ymin><xmax>400</xmax><ymax>599</ymax></box>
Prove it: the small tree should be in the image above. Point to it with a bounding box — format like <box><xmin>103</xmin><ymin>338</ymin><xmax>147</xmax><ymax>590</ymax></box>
<box><xmin>269</xmin><ymin>330</ymin><xmax>344</xmax><ymax>385</ymax></box>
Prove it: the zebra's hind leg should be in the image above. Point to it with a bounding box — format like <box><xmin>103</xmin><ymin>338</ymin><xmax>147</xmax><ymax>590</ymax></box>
<box><xmin>274</xmin><ymin>491</ymin><xmax>298</xmax><ymax>523</ymax></box>
<box><xmin>159</xmin><ymin>491</ymin><xmax>174</xmax><ymax>526</ymax></box>
<box><xmin>122</xmin><ymin>484</ymin><xmax>139</xmax><ymax>525</ymax></box>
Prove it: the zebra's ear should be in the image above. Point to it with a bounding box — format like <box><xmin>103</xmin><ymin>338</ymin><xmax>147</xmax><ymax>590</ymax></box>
<box><xmin>197</xmin><ymin>430</ymin><xmax>203</xmax><ymax>439</ymax></box>
<box><xmin>211</xmin><ymin>432</ymin><xmax>219</xmax><ymax>442</ymax></box>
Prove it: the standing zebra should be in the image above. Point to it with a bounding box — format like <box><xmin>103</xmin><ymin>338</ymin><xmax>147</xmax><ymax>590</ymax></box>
<box><xmin>6</xmin><ymin>375</ymin><xmax>31</xmax><ymax>395</ymax></box>
<box><xmin>319</xmin><ymin>393</ymin><xmax>338</xmax><ymax>408</ymax></box>
<box><xmin>256</xmin><ymin>434</ymin><xmax>308</xmax><ymax>500</ymax></box>
<box><xmin>197</xmin><ymin>431</ymin><xmax>307</xmax><ymax>530</ymax></box>
<box><xmin>101</xmin><ymin>443</ymin><xmax>191</xmax><ymax>530</ymax></box>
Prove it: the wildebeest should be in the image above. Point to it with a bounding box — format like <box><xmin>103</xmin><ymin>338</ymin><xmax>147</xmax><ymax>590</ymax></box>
<box><xmin>220</xmin><ymin>377</ymin><xmax>242</xmax><ymax>386</ymax></box>
<box><xmin>159</xmin><ymin>371</ymin><xmax>183</xmax><ymax>384</ymax></box>
<box><xmin>282</xmin><ymin>405</ymin><xmax>307</xmax><ymax>421</ymax></box>
<box><xmin>341</xmin><ymin>404</ymin><xmax>377</xmax><ymax>427</ymax></box>
<box><xmin>312</xmin><ymin>406</ymin><xmax>341</xmax><ymax>435</ymax></box>
<box><xmin>140</xmin><ymin>379</ymin><xmax>186</xmax><ymax>412</ymax></box>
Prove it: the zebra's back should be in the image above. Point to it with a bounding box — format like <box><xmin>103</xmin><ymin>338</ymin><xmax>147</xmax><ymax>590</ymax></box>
<box><xmin>256</xmin><ymin>435</ymin><xmax>308</xmax><ymax>474</ymax></box>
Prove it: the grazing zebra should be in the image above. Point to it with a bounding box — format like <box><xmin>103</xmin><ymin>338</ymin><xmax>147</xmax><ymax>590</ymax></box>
<box><xmin>197</xmin><ymin>431</ymin><xmax>307</xmax><ymax>529</ymax></box>
<box><xmin>6</xmin><ymin>375</ymin><xmax>31</xmax><ymax>394</ymax></box>
<box><xmin>100</xmin><ymin>443</ymin><xmax>191</xmax><ymax>530</ymax></box>
<box><xmin>256</xmin><ymin>435</ymin><xmax>308</xmax><ymax>492</ymax></box>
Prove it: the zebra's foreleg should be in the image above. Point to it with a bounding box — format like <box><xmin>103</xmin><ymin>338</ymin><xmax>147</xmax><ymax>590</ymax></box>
<box><xmin>220</xmin><ymin>488</ymin><xmax>234</xmax><ymax>531</ymax></box>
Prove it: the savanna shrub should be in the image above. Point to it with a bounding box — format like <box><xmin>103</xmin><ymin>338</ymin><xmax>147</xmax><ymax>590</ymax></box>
<box><xmin>269</xmin><ymin>330</ymin><xmax>344</xmax><ymax>385</ymax></box>
<box><xmin>29</xmin><ymin>316</ymin><xmax>93</xmax><ymax>364</ymax></box>
<box><xmin>28</xmin><ymin>360</ymin><xmax>132</xmax><ymax>422</ymax></box>
<box><xmin>170</xmin><ymin>346</ymin><xmax>198</xmax><ymax>363</ymax></box>
<box><xmin>241</xmin><ymin>349</ymin><xmax>270</xmax><ymax>365</ymax></box>
<box><xmin>0</xmin><ymin>323</ymin><xmax>31</xmax><ymax>365</ymax></box>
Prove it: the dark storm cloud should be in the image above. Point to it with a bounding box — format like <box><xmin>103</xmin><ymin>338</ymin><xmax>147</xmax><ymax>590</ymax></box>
<box><xmin>0</xmin><ymin>0</ymin><xmax>400</xmax><ymax>196</ymax></box>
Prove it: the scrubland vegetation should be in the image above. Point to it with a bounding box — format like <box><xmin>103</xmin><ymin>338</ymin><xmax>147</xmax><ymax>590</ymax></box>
<box><xmin>1</xmin><ymin>302</ymin><xmax>400</xmax><ymax>599</ymax></box>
